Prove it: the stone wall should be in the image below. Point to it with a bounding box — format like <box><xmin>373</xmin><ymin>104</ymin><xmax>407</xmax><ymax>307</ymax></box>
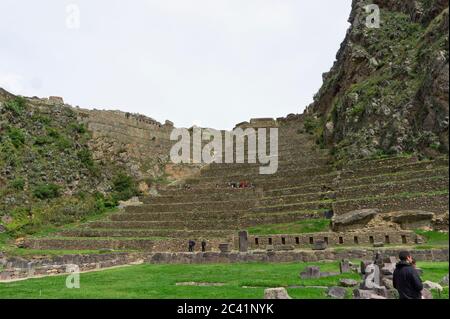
<box><xmin>0</xmin><ymin>252</ymin><xmax>142</xmax><ymax>281</ymax></box>
<box><xmin>145</xmin><ymin>248</ymin><xmax>449</xmax><ymax>264</ymax></box>
<box><xmin>243</xmin><ymin>231</ymin><xmax>418</xmax><ymax>250</ymax></box>
<box><xmin>74</xmin><ymin>108</ymin><xmax>174</xmax><ymax>180</ymax></box>
<box><xmin>2</xmin><ymin>248</ymin><xmax>446</xmax><ymax>282</ymax></box>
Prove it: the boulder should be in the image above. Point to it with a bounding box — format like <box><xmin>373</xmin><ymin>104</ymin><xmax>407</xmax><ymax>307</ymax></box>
<box><xmin>373</xmin><ymin>242</ymin><xmax>384</xmax><ymax>248</ymax></box>
<box><xmin>118</xmin><ymin>197</ymin><xmax>143</xmax><ymax>209</ymax></box>
<box><xmin>15</xmin><ymin>237</ymin><xmax>26</xmax><ymax>248</ymax></box>
<box><xmin>0</xmin><ymin>224</ymin><xmax>6</xmax><ymax>234</ymax></box>
<box><xmin>374</xmin><ymin>286</ymin><xmax>389</xmax><ymax>298</ymax></box>
<box><xmin>339</xmin><ymin>259</ymin><xmax>351</xmax><ymax>273</ymax></box>
<box><xmin>300</xmin><ymin>266</ymin><xmax>321</xmax><ymax>279</ymax></box>
<box><xmin>264</xmin><ymin>288</ymin><xmax>292</xmax><ymax>299</ymax></box>
<box><xmin>327</xmin><ymin>286</ymin><xmax>347</xmax><ymax>299</ymax></box>
<box><xmin>332</xmin><ymin>209</ymin><xmax>380</xmax><ymax>231</ymax></box>
<box><xmin>421</xmin><ymin>288</ymin><xmax>433</xmax><ymax>299</ymax></box>
<box><xmin>381</xmin><ymin>278</ymin><xmax>394</xmax><ymax>290</ymax></box>
<box><xmin>381</xmin><ymin>263</ymin><xmax>396</xmax><ymax>276</ymax></box>
<box><xmin>386</xmin><ymin>210</ymin><xmax>435</xmax><ymax>229</ymax></box>
<box><xmin>423</xmin><ymin>281</ymin><xmax>443</xmax><ymax>292</ymax></box>
<box><xmin>439</xmin><ymin>274</ymin><xmax>449</xmax><ymax>286</ymax></box>
<box><xmin>339</xmin><ymin>279</ymin><xmax>359</xmax><ymax>287</ymax></box>
<box><xmin>353</xmin><ymin>289</ymin><xmax>387</xmax><ymax>299</ymax></box>
<box><xmin>1</xmin><ymin>215</ymin><xmax>12</xmax><ymax>224</ymax></box>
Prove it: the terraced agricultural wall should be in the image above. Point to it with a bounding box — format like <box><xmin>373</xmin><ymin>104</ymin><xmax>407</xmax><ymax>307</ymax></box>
<box><xmin>245</xmin><ymin>231</ymin><xmax>418</xmax><ymax>250</ymax></box>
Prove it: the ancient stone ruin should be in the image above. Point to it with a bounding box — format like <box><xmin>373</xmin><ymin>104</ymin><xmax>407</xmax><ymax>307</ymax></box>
<box><xmin>16</xmin><ymin>115</ymin><xmax>447</xmax><ymax>255</ymax></box>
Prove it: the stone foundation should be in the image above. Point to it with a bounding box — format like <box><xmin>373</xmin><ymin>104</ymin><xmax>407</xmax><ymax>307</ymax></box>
<box><xmin>1</xmin><ymin>248</ymin><xmax>447</xmax><ymax>282</ymax></box>
<box><xmin>145</xmin><ymin>248</ymin><xmax>449</xmax><ymax>264</ymax></box>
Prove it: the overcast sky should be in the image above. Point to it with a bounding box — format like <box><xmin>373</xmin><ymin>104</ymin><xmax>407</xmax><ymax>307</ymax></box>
<box><xmin>0</xmin><ymin>0</ymin><xmax>352</xmax><ymax>130</ymax></box>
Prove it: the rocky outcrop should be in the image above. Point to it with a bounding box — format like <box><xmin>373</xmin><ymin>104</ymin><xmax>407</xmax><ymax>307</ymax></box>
<box><xmin>304</xmin><ymin>0</ymin><xmax>449</xmax><ymax>161</ymax></box>
<box><xmin>332</xmin><ymin>209</ymin><xmax>380</xmax><ymax>231</ymax></box>
<box><xmin>332</xmin><ymin>208</ymin><xmax>441</xmax><ymax>231</ymax></box>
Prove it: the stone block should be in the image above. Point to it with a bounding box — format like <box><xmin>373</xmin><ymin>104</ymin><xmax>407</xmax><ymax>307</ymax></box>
<box><xmin>300</xmin><ymin>266</ymin><xmax>321</xmax><ymax>279</ymax></box>
<box><xmin>238</xmin><ymin>231</ymin><xmax>249</xmax><ymax>253</ymax></box>
<box><xmin>421</xmin><ymin>288</ymin><xmax>433</xmax><ymax>299</ymax></box>
<box><xmin>264</xmin><ymin>288</ymin><xmax>292</xmax><ymax>299</ymax></box>
<box><xmin>339</xmin><ymin>279</ymin><xmax>359</xmax><ymax>287</ymax></box>
<box><xmin>340</xmin><ymin>259</ymin><xmax>351</xmax><ymax>273</ymax></box>
<box><xmin>440</xmin><ymin>274</ymin><xmax>449</xmax><ymax>286</ymax></box>
<box><xmin>423</xmin><ymin>281</ymin><xmax>443</xmax><ymax>291</ymax></box>
<box><xmin>381</xmin><ymin>278</ymin><xmax>394</xmax><ymax>290</ymax></box>
<box><xmin>353</xmin><ymin>289</ymin><xmax>387</xmax><ymax>299</ymax></box>
<box><xmin>327</xmin><ymin>286</ymin><xmax>347</xmax><ymax>299</ymax></box>
<box><xmin>381</xmin><ymin>263</ymin><xmax>395</xmax><ymax>276</ymax></box>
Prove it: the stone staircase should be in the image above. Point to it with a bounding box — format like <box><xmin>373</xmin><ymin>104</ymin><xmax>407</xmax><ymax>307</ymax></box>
<box><xmin>24</xmin><ymin>118</ymin><xmax>449</xmax><ymax>252</ymax></box>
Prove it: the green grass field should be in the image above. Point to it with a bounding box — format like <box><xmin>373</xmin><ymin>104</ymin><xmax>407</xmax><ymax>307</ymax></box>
<box><xmin>0</xmin><ymin>261</ymin><xmax>447</xmax><ymax>299</ymax></box>
<box><xmin>415</xmin><ymin>230</ymin><xmax>449</xmax><ymax>249</ymax></box>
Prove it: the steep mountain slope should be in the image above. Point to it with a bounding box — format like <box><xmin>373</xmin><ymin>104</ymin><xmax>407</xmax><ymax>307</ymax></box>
<box><xmin>305</xmin><ymin>0</ymin><xmax>449</xmax><ymax>161</ymax></box>
<box><xmin>0</xmin><ymin>89</ymin><xmax>146</xmax><ymax>236</ymax></box>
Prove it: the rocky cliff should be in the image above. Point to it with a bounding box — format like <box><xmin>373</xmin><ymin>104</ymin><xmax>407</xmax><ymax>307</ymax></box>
<box><xmin>305</xmin><ymin>0</ymin><xmax>449</xmax><ymax>161</ymax></box>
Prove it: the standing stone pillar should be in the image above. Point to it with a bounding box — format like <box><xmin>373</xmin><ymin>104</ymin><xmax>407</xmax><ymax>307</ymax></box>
<box><xmin>239</xmin><ymin>230</ymin><xmax>249</xmax><ymax>253</ymax></box>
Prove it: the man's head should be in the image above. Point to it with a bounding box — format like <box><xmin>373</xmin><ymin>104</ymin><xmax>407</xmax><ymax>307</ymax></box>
<box><xmin>399</xmin><ymin>251</ymin><xmax>413</xmax><ymax>263</ymax></box>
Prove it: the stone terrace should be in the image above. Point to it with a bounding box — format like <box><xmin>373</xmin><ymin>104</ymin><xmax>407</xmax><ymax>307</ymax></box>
<box><xmin>24</xmin><ymin>117</ymin><xmax>449</xmax><ymax>252</ymax></box>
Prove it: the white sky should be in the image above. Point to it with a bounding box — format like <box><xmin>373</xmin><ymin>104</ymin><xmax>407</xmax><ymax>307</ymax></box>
<box><xmin>0</xmin><ymin>0</ymin><xmax>351</xmax><ymax>130</ymax></box>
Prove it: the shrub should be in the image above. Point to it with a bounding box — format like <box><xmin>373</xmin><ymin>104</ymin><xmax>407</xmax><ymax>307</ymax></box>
<box><xmin>304</xmin><ymin>117</ymin><xmax>320</xmax><ymax>135</ymax></box>
<box><xmin>34</xmin><ymin>135</ymin><xmax>52</xmax><ymax>146</ymax></box>
<box><xmin>8</xmin><ymin>128</ymin><xmax>25</xmax><ymax>148</ymax></box>
<box><xmin>33</xmin><ymin>183</ymin><xmax>60</xmax><ymax>200</ymax></box>
<box><xmin>46</xmin><ymin>128</ymin><xmax>60</xmax><ymax>139</ymax></box>
<box><xmin>3</xmin><ymin>97</ymin><xmax>26</xmax><ymax>115</ymax></box>
<box><xmin>112</xmin><ymin>173</ymin><xmax>138</xmax><ymax>202</ymax></box>
<box><xmin>56</xmin><ymin>137</ymin><xmax>72</xmax><ymax>151</ymax></box>
<box><xmin>349</xmin><ymin>104</ymin><xmax>365</xmax><ymax>117</ymax></box>
<box><xmin>10</xmin><ymin>178</ymin><xmax>25</xmax><ymax>190</ymax></box>
<box><xmin>32</xmin><ymin>114</ymin><xmax>51</xmax><ymax>125</ymax></box>
<box><xmin>77</xmin><ymin>149</ymin><xmax>94</xmax><ymax>168</ymax></box>
<box><xmin>70</xmin><ymin>123</ymin><xmax>87</xmax><ymax>134</ymax></box>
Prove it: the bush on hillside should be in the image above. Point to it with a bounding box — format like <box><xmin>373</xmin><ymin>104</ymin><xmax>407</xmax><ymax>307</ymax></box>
<box><xmin>33</xmin><ymin>183</ymin><xmax>60</xmax><ymax>200</ymax></box>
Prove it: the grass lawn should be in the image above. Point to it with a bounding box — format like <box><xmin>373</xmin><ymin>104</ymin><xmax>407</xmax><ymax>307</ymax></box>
<box><xmin>0</xmin><ymin>261</ymin><xmax>447</xmax><ymax>299</ymax></box>
<box><xmin>248</xmin><ymin>219</ymin><xmax>330</xmax><ymax>235</ymax></box>
<box><xmin>415</xmin><ymin>230</ymin><xmax>449</xmax><ymax>249</ymax></box>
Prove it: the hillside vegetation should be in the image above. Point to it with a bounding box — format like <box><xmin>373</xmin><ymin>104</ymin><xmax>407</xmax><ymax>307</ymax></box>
<box><xmin>305</xmin><ymin>0</ymin><xmax>449</xmax><ymax>162</ymax></box>
<box><xmin>0</xmin><ymin>89</ymin><xmax>139</xmax><ymax>238</ymax></box>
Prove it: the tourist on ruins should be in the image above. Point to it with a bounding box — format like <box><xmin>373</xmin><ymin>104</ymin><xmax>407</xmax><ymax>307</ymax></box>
<box><xmin>393</xmin><ymin>251</ymin><xmax>424</xmax><ymax>299</ymax></box>
<box><xmin>228</xmin><ymin>182</ymin><xmax>237</xmax><ymax>188</ymax></box>
<box><xmin>188</xmin><ymin>240</ymin><xmax>196</xmax><ymax>252</ymax></box>
<box><xmin>201</xmin><ymin>240</ymin><xmax>207</xmax><ymax>252</ymax></box>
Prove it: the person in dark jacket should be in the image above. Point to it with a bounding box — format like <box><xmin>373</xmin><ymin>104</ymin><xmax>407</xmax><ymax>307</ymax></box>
<box><xmin>393</xmin><ymin>251</ymin><xmax>423</xmax><ymax>299</ymax></box>
<box><xmin>188</xmin><ymin>240</ymin><xmax>196</xmax><ymax>252</ymax></box>
<box><xmin>201</xmin><ymin>240</ymin><xmax>207</xmax><ymax>252</ymax></box>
